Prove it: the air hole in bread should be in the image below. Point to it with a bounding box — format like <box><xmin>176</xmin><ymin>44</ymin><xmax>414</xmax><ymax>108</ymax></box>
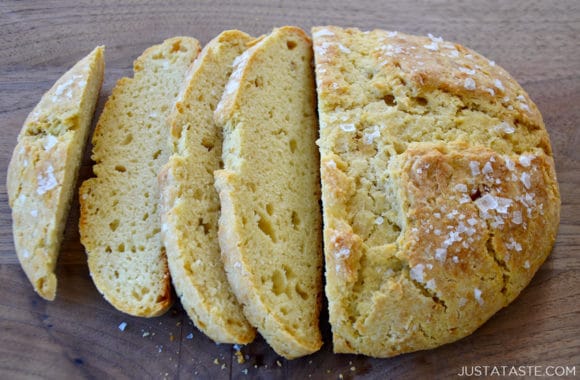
<box><xmin>289</xmin><ymin>139</ymin><xmax>297</xmax><ymax>153</ymax></box>
<box><xmin>295</xmin><ymin>283</ymin><xmax>308</xmax><ymax>300</ymax></box>
<box><xmin>142</xmin><ymin>213</ymin><xmax>149</xmax><ymax>221</ymax></box>
<box><xmin>254</xmin><ymin>77</ymin><xmax>263</xmax><ymax>88</ymax></box>
<box><xmin>271</xmin><ymin>269</ymin><xmax>286</xmax><ymax>296</ymax></box>
<box><xmin>280</xmin><ymin>306</ymin><xmax>289</xmax><ymax>315</ymax></box>
<box><xmin>266</xmin><ymin>203</ymin><xmax>274</xmax><ymax>216</ymax></box>
<box><xmin>105</xmin><ymin>246</ymin><xmax>112</xmax><ymax>253</ymax></box>
<box><xmin>109</xmin><ymin>219</ymin><xmax>120</xmax><ymax>232</ymax></box>
<box><xmin>257</xmin><ymin>213</ymin><xmax>277</xmax><ymax>242</ymax></box>
<box><xmin>152</xmin><ymin>150</ymin><xmax>162</xmax><ymax>159</ymax></box>
<box><xmin>291</xmin><ymin>211</ymin><xmax>301</xmax><ymax>229</ymax></box>
<box><xmin>286</xmin><ymin>40</ymin><xmax>297</xmax><ymax>50</ymax></box>
<box><xmin>384</xmin><ymin>94</ymin><xmax>396</xmax><ymax>106</ymax></box>
<box><xmin>121</xmin><ymin>134</ymin><xmax>133</xmax><ymax>145</ymax></box>
<box><xmin>198</xmin><ymin>218</ymin><xmax>210</xmax><ymax>235</ymax></box>
<box><xmin>114</xmin><ymin>270</ymin><xmax>119</xmax><ymax>279</ymax></box>
<box><xmin>114</xmin><ymin>165</ymin><xmax>126</xmax><ymax>173</ymax></box>
<box><xmin>283</xmin><ymin>264</ymin><xmax>295</xmax><ymax>280</ymax></box>
<box><xmin>201</xmin><ymin>137</ymin><xmax>214</xmax><ymax>151</ymax></box>
<box><xmin>415</xmin><ymin>96</ymin><xmax>428</xmax><ymax>106</ymax></box>
<box><xmin>118</xmin><ymin>243</ymin><xmax>125</xmax><ymax>253</ymax></box>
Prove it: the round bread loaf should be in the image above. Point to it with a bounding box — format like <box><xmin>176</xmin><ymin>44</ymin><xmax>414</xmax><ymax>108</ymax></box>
<box><xmin>312</xmin><ymin>26</ymin><xmax>560</xmax><ymax>357</ymax></box>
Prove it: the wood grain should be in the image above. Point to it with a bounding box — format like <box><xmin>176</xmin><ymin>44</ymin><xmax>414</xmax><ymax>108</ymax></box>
<box><xmin>1</xmin><ymin>0</ymin><xmax>579</xmax><ymax>378</ymax></box>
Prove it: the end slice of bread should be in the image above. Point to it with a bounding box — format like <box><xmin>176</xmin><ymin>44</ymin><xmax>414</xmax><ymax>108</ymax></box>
<box><xmin>214</xmin><ymin>26</ymin><xmax>323</xmax><ymax>359</ymax></box>
<box><xmin>158</xmin><ymin>30</ymin><xmax>256</xmax><ymax>343</ymax></box>
<box><xmin>79</xmin><ymin>37</ymin><xmax>200</xmax><ymax>317</ymax></box>
<box><xmin>7</xmin><ymin>46</ymin><xmax>105</xmax><ymax>300</ymax></box>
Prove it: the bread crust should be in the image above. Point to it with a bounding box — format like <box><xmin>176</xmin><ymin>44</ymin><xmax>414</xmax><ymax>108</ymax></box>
<box><xmin>7</xmin><ymin>46</ymin><xmax>105</xmax><ymax>300</ymax></box>
<box><xmin>313</xmin><ymin>26</ymin><xmax>560</xmax><ymax>357</ymax></box>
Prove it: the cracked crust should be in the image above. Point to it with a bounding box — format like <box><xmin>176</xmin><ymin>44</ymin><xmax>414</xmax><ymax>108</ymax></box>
<box><xmin>7</xmin><ymin>46</ymin><xmax>104</xmax><ymax>300</ymax></box>
<box><xmin>313</xmin><ymin>26</ymin><xmax>560</xmax><ymax>356</ymax></box>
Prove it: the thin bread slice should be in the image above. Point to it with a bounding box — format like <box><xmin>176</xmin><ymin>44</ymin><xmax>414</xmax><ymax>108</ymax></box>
<box><xmin>6</xmin><ymin>46</ymin><xmax>105</xmax><ymax>300</ymax></box>
<box><xmin>158</xmin><ymin>30</ymin><xmax>256</xmax><ymax>343</ymax></box>
<box><xmin>214</xmin><ymin>26</ymin><xmax>323</xmax><ymax>359</ymax></box>
<box><xmin>79</xmin><ymin>38</ymin><xmax>200</xmax><ymax>317</ymax></box>
<box><xmin>313</xmin><ymin>26</ymin><xmax>560</xmax><ymax>357</ymax></box>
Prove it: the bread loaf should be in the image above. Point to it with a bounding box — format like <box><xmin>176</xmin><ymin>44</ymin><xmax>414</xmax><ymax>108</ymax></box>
<box><xmin>79</xmin><ymin>37</ymin><xmax>200</xmax><ymax>317</ymax></box>
<box><xmin>214</xmin><ymin>26</ymin><xmax>323</xmax><ymax>358</ymax></box>
<box><xmin>158</xmin><ymin>30</ymin><xmax>256</xmax><ymax>343</ymax></box>
<box><xmin>7</xmin><ymin>46</ymin><xmax>105</xmax><ymax>300</ymax></box>
<box><xmin>313</xmin><ymin>26</ymin><xmax>560</xmax><ymax>357</ymax></box>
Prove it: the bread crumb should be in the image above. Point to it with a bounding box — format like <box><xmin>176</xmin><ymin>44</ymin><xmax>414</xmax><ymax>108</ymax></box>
<box><xmin>276</xmin><ymin>360</ymin><xmax>282</xmax><ymax>367</ymax></box>
<box><xmin>235</xmin><ymin>350</ymin><xmax>245</xmax><ymax>364</ymax></box>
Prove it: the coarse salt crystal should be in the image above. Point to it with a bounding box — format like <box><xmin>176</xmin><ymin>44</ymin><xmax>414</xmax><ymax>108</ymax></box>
<box><xmin>464</xmin><ymin>78</ymin><xmax>476</xmax><ymax>90</ymax></box>
<box><xmin>482</xmin><ymin>162</ymin><xmax>493</xmax><ymax>175</ymax></box>
<box><xmin>512</xmin><ymin>211</ymin><xmax>523</xmax><ymax>225</ymax></box>
<box><xmin>326</xmin><ymin>159</ymin><xmax>337</xmax><ymax>169</ymax></box>
<box><xmin>43</xmin><ymin>135</ymin><xmax>58</xmax><ymax>150</ymax></box>
<box><xmin>374</xmin><ymin>216</ymin><xmax>384</xmax><ymax>225</ymax></box>
<box><xmin>428</xmin><ymin>33</ymin><xmax>444</xmax><ymax>42</ymax></box>
<box><xmin>424</xmin><ymin>42</ymin><xmax>439</xmax><ymax>51</ymax></box>
<box><xmin>455</xmin><ymin>184</ymin><xmax>468</xmax><ymax>193</ymax></box>
<box><xmin>340</xmin><ymin>123</ymin><xmax>356</xmax><ymax>132</ymax></box>
<box><xmin>516</xmin><ymin>95</ymin><xmax>526</xmax><ymax>101</ymax></box>
<box><xmin>452</xmin><ymin>256</ymin><xmax>459</xmax><ymax>263</ymax></box>
<box><xmin>467</xmin><ymin>218</ymin><xmax>478</xmax><ymax>226</ymax></box>
<box><xmin>486</xmin><ymin>88</ymin><xmax>495</xmax><ymax>96</ymax></box>
<box><xmin>489</xmin><ymin>60</ymin><xmax>496</xmax><ymax>66</ymax></box>
<box><xmin>186</xmin><ymin>333</ymin><xmax>194</xmax><ymax>339</ymax></box>
<box><xmin>337</xmin><ymin>43</ymin><xmax>351</xmax><ymax>54</ymax></box>
<box><xmin>118</xmin><ymin>322</ymin><xmax>127</xmax><ymax>331</ymax></box>
<box><xmin>494</xmin><ymin>79</ymin><xmax>505</xmax><ymax>91</ymax></box>
<box><xmin>448</xmin><ymin>49</ymin><xmax>459</xmax><ymax>57</ymax></box>
<box><xmin>524</xmin><ymin>260</ymin><xmax>530</xmax><ymax>269</ymax></box>
<box><xmin>459</xmin><ymin>67</ymin><xmax>476</xmax><ymax>75</ymax></box>
<box><xmin>37</xmin><ymin>165</ymin><xmax>58</xmax><ymax>195</ymax></box>
<box><xmin>435</xmin><ymin>248</ymin><xmax>447</xmax><ymax>262</ymax></box>
<box><xmin>494</xmin><ymin>122</ymin><xmax>515</xmax><ymax>134</ymax></box>
<box><xmin>30</xmin><ymin>210</ymin><xmax>38</xmax><ymax>218</ymax></box>
<box><xmin>504</xmin><ymin>156</ymin><xmax>515</xmax><ymax>171</ymax></box>
<box><xmin>474</xmin><ymin>288</ymin><xmax>484</xmax><ymax>305</ymax></box>
<box><xmin>410</xmin><ymin>264</ymin><xmax>425</xmax><ymax>282</ymax></box>
<box><xmin>387</xmin><ymin>31</ymin><xmax>398</xmax><ymax>37</ymax></box>
<box><xmin>520</xmin><ymin>172</ymin><xmax>531</xmax><ymax>189</ymax></box>
<box><xmin>426</xmin><ymin>279</ymin><xmax>437</xmax><ymax>291</ymax></box>
<box><xmin>313</xmin><ymin>28</ymin><xmax>335</xmax><ymax>38</ymax></box>
<box><xmin>336</xmin><ymin>248</ymin><xmax>350</xmax><ymax>259</ymax></box>
<box><xmin>469</xmin><ymin>161</ymin><xmax>480</xmax><ymax>176</ymax></box>
<box><xmin>22</xmin><ymin>249</ymin><xmax>30</xmax><ymax>259</ymax></box>
<box><xmin>519</xmin><ymin>155</ymin><xmax>532</xmax><ymax>167</ymax></box>
<box><xmin>363</xmin><ymin>125</ymin><xmax>381</xmax><ymax>144</ymax></box>
<box><xmin>458</xmin><ymin>297</ymin><xmax>467</xmax><ymax>307</ymax></box>
<box><xmin>520</xmin><ymin>103</ymin><xmax>530</xmax><ymax>111</ymax></box>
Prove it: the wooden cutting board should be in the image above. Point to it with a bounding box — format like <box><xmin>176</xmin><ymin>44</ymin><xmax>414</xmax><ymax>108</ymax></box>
<box><xmin>1</xmin><ymin>1</ymin><xmax>578</xmax><ymax>378</ymax></box>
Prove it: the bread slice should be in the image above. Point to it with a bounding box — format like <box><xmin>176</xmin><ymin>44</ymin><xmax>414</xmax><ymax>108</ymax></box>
<box><xmin>213</xmin><ymin>26</ymin><xmax>323</xmax><ymax>359</ymax></box>
<box><xmin>158</xmin><ymin>30</ymin><xmax>256</xmax><ymax>343</ymax></box>
<box><xmin>313</xmin><ymin>26</ymin><xmax>560</xmax><ymax>357</ymax></box>
<box><xmin>79</xmin><ymin>37</ymin><xmax>200</xmax><ymax>317</ymax></box>
<box><xmin>6</xmin><ymin>46</ymin><xmax>105</xmax><ymax>300</ymax></box>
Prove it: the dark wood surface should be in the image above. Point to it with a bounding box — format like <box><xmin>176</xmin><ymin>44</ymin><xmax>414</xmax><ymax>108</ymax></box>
<box><xmin>1</xmin><ymin>1</ymin><xmax>579</xmax><ymax>379</ymax></box>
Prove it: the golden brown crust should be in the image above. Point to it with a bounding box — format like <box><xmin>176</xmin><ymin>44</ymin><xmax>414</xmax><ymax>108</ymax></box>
<box><xmin>7</xmin><ymin>46</ymin><xmax>105</xmax><ymax>300</ymax></box>
<box><xmin>313</xmin><ymin>26</ymin><xmax>560</xmax><ymax>357</ymax></box>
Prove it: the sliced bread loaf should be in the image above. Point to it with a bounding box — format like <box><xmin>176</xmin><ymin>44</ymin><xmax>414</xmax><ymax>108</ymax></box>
<box><xmin>7</xmin><ymin>46</ymin><xmax>105</xmax><ymax>300</ymax></box>
<box><xmin>79</xmin><ymin>37</ymin><xmax>200</xmax><ymax>317</ymax></box>
<box><xmin>213</xmin><ymin>26</ymin><xmax>323</xmax><ymax>359</ymax></box>
<box><xmin>313</xmin><ymin>26</ymin><xmax>560</xmax><ymax>357</ymax></box>
<box><xmin>158</xmin><ymin>30</ymin><xmax>256</xmax><ymax>343</ymax></box>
